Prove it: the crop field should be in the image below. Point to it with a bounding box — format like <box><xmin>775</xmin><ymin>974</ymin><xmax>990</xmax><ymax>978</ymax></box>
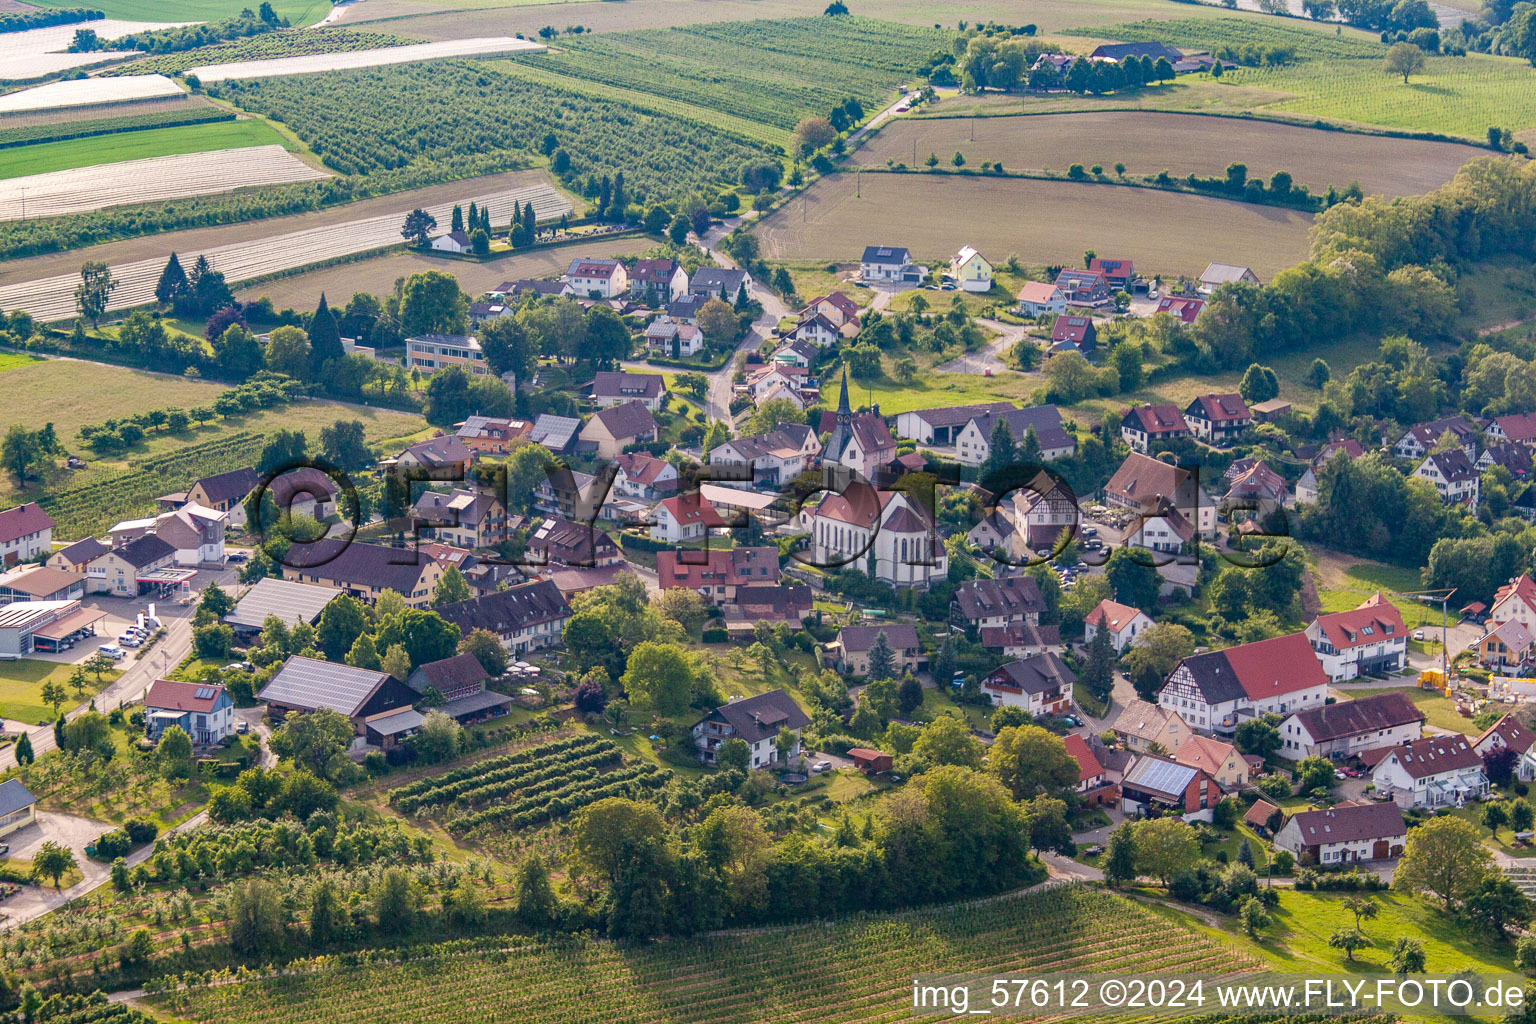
<box><xmin>0</xmin><ymin>73</ymin><xmax>182</xmax><ymax>113</ymax></box>
<box><xmin>152</xmin><ymin>885</ymin><xmax>1290</xmax><ymax>1024</ymax></box>
<box><xmin>0</xmin><ymin>358</ymin><xmax>425</xmax><ymax>509</ymax></box>
<box><xmin>190</xmin><ymin>35</ymin><xmax>542</xmax><ymax>81</ymax></box>
<box><xmin>0</xmin><ymin>118</ymin><xmax>292</xmax><ymax>178</ymax></box>
<box><xmin>1226</xmin><ymin>53</ymin><xmax>1536</xmax><ymax>140</ymax></box>
<box><xmin>0</xmin><ymin>144</ymin><xmax>328</xmax><ymax>221</ymax></box>
<box><xmin>237</xmin><ymin>230</ymin><xmax>641</xmax><ymax>308</ymax></box>
<box><xmin>0</xmin><ymin>17</ymin><xmax>190</xmax><ymax>80</ymax></box>
<box><xmin>31</xmin><ymin>0</ymin><xmax>330</xmax><ymax>25</ymax></box>
<box><xmin>754</xmin><ymin>172</ymin><xmax>1313</xmax><ymax>278</ymax></box>
<box><xmin>106</xmin><ymin>26</ymin><xmax>414</xmax><ymax>76</ymax></box>
<box><xmin>1061</xmin><ymin>16</ymin><xmax>1385</xmax><ymax>59</ymax></box>
<box><xmin>0</xmin><ymin>104</ymin><xmax>232</xmax><ymax>148</ymax></box>
<box><xmin>853</xmin><ymin>112</ymin><xmax>1486</xmax><ymax>197</ymax></box>
<box><xmin>503</xmin><ymin>18</ymin><xmax>945</xmax><ymax>134</ymax></box>
<box><xmin>0</xmin><ymin>93</ymin><xmax>208</xmax><ymax>129</ymax></box>
<box><xmin>0</xmin><ymin>179</ymin><xmax>569</xmax><ymax>321</ymax></box>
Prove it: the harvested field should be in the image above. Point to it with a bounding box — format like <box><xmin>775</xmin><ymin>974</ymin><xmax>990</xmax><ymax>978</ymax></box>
<box><xmin>0</xmin><ymin>144</ymin><xmax>328</xmax><ymax>221</ymax></box>
<box><xmin>852</xmin><ymin>111</ymin><xmax>1487</xmax><ymax>197</ymax></box>
<box><xmin>0</xmin><ymin>18</ymin><xmax>191</xmax><ymax>80</ymax></box>
<box><xmin>0</xmin><ymin>177</ymin><xmax>570</xmax><ymax>320</ymax></box>
<box><xmin>753</xmin><ymin>172</ymin><xmax>1312</xmax><ymax>278</ymax></box>
<box><xmin>0</xmin><ymin>73</ymin><xmax>181</xmax><ymax>112</ymax></box>
<box><xmin>0</xmin><ymin>93</ymin><xmax>210</xmax><ymax>129</ymax></box>
<box><xmin>238</xmin><ymin>230</ymin><xmax>647</xmax><ymax>307</ymax></box>
<box><xmin>190</xmin><ymin>35</ymin><xmax>542</xmax><ymax>80</ymax></box>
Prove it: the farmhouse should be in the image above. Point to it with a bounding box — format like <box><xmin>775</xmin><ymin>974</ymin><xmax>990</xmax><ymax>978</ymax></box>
<box><xmin>1487</xmin><ymin>412</ymin><xmax>1536</xmax><ymax>447</ymax></box>
<box><xmin>223</xmin><ymin>577</ymin><xmax>340</xmax><ymax>638</ymax></box>
<box><xmin>691</xmin><ymin>267</ymin><xmax>753</xmax><ymax>301</ymax></box>
<box><xmin>1171</xmin><ymin>734</ymin><xmax>1245</xmax><ymax>791</ymax></box>
<box><xmin>0</xmin><ymin>503</ymin><xmax>54</xmax><ymax>567</ymax></box>
<box><xmin>1414</xmin><ymin>449</ymin><xmax>1480</xmax><ymax>508</ymax></box>
<box><xmin>143</xmin><ymin>679</ymin><xmax>234</xmax><ymax>746</ymax></box>
<box><xmin>656</xmin><ymin>546</ymin><xmax>780</xmax><ymax>603</ymax></box>
<box><xmin>860</xmin><ymin>245</ymin><xmax>927</xmax><ymax>284</ymax></box>
<box><xmin>1157</xmin><ymin>631</ymin><xmax>1329</xmax><ymax>737</ymax></box>
<box><xmin>1084</xmin><ymin>598</ymin><xmax>1153</xmax><ymax>652</ymax></box>
<box><xmin>1119</xmin><ymin>405</ymin><xmax>1190</xmax><ymax>452</ymax></box>
<box><xmin>1049</xmin><ymin>315</ymin><xmax>1097</xmax><ymax>357</ymax></box>
<box><xmin>435</xmin><ymin>578</ymin><xmax>572</xmax><ymax>655</ymax></box>
<box><xmin>1103</xmin><ymin>452</ymin><xmax>1217</xmax><ymax>538</ymax></box>
<box><xmin>1198</xmin><ymin>262</ymin><xmax>1260</xmax><ymax>294</ymax></box>
<box><xmin>565</xmin><ymin>258</ymin><xmax>628</xmax><ymax>298</ymax></box>
<box><xmin>1154</xmin><ymin>296</ymin><xmax>1204</xmax><ymax>323</ymax></box>
<box><xmin>954</xmin><ymin>575</ymin><xmax>1046</xmax><ymax>629</ymax></box>
<box><xmin>280</xmin><ymin>539</ymin><xmax>446</xmax><ymax>608</ymax></box>
<box><xmin>980</xmin><ymin>652</ymin><xmax>1075</xmax><ymax>717</ymax></box>
<box><xmin>1120</xmin><ymin>755</ymin><xmax>1221</xmax><ymax>821</ymax></box>
<box><xmin>1224</xmin><ymin>460</ymin><xmax>1289</xmax><ymax>507</ymax></box>
<box><xmin>406</xmin><ymin>333</ymin><xmax>488</xmax><ymax>375</ymax></box>
<box><xmin>1090</xmin><ymin>41</ymin><xmax>1183</xmax><ymax>62</ymax></box>
<box><xmin>954</xmin><ymin>405</ymin><xmax>1075</xmax><ymax>466</ymax></box>
<box><xmin>407</xmin><ymin>652</ymin><xmax>512</xmax><ymax>723</ymax></box>
<box><xmin>895</xmin><ymin>402</ymin><xmax>1012</xmax><ymax>445</ymax></box>
<box><xmin>429</xmin><ymin>229</ymin><xmax>472</xmax><ymax>254</ymax></box>
<box><xmin>1273</xmin><ymin>802</ymin><xmax>1407</xmax><ymax>865</ymax></box>
<box><xmin>259</xmin><ymin>655</ymin><xmax>422</xmax><ymax>748</ymax></box>
<box><xmin>1111</xmin><ymin>698</ymin><xmax>1188</xmax><ymax>753</ymax></box>
<box><xmin>1053</xmin><ymin>268</ymin><xmax>1111</xmax><ymax>307</ymax></box>
<box><xmin>1183</xmin><ymin>393</ymin><xmax>1251</xmax><ymax>445</ymax></box>
<box><xmin>692</xmin><ymin>689</ymin><xmax>809</xmax><ymax>769</ymax></box>
<box><xmin>1370</xmin><ymin>734</ymin><xmax>1489</xmax><ymax>808</ymax></box>
<box><xmin>591</xmin><ymin>371</ymin><xmax>667</xmax><ymax>410</ymax></box>
<box><xmin>1477</xmin><ymin>441</ymin><xmax>1532</xmax><ymax>476</ymax></box>
<box><xmin>949</xmin><ymin>245</ymin><xmax>993</xmax><ymax>292</ymax></box>
<box><xmin>1087</xmin><ymin>257</ymin><xmax>1135</xmax><ymax>291</ymax></box>
<box><xmin>832</xmin><ymin>623</ymin><xmax>923</xmax><ymax>677</ymax></box>
<box><xmin>1008</xmin><ymin>470</ymin><xmax>1081</xmax><ymax>550</ymax></box>
<box><xmin>1305</xmin><ymin>594</ymin><xmax>1408</xmax><ymax>681</ymax></box>
<box><xmin>175</xmin><ymin>468</ymin><xmax>260</xmax><ymax>526</ymax></box>
<box><xmin>579</xmin><ymin>401</ymin><xmax>659</xmax><ymax>459</ymax></box>
<box><xmin>629</xmin><ymin>258</ymin><xmax>689</xmax><ymax>304</ymax></box>
<box><xmin>1277</xmin><ymin>691</ymin><xmax>1424</xmax><ymax>761</ymax></box>
<box><xmin>1015</xmin><ymin>281</ymin><xmax>1066</xmax><ymax>317</ymax></box>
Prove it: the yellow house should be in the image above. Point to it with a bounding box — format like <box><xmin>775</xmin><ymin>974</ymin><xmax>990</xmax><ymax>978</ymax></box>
<box><xmin>949</xmin><ymin>245</ymin><xmax>993</xmax><ymax>293</ymax></box>
<box><xmin>0</xmin><ymin>780</ymin><xmax>37</xmax><ymax>838</ymax></box>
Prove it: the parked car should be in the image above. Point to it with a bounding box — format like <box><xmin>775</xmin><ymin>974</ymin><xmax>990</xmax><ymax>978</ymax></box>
<box><xmin>227</xmin><ymin>551</ymin><xmax>249</xmax><ymax>564</ymax></box>
<box><xmin>1081</xmin><ymin>526</ymin><xmax>1098</xmax><ymax>538</ymax></box>
<box><xmin>237</xmin><ymin>721</ymin><xmax>250</xmax><ymax>735</ymax></box>
<box><xmin>813</xmin><ymin>760</ymin><xmax>831</xmax><ymax>773</ymax></box>
<box><xmin>98</xmin><ymin>643</ymin><xmax>125</xmax><ymax>660</ymax></box>
<box><xmin>1413</xmin><ymin>629</ymin><xmax>1426</xmax><ymax>640</ymax></box>
<box><xmin>117</xmin><ymin>634</ymin><xmax>142</xmax><ymax>648</ymax></box>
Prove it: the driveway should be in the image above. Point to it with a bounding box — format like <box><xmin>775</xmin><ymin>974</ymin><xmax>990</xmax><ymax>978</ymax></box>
<box><xmin>935</xmin><ymin>317</ymin><xmax>1029</xmax><ymax>375</ymax></box>
<box><xmin>0</xmin><ymin>810</ymin><xmax>113</xmax><ymax>928</ymax></box>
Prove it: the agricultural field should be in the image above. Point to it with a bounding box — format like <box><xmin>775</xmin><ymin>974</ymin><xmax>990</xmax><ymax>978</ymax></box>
<box><xmin>236</xmin><ymin>230</ymin><xmax>641</xmax><ymax>308</ymax></box>
<box><xmin>0</xmin><ymin>93</ymin><xmax>209</xmax><ymax>129</ymax></box>
<box><xmin>0</xmin><ymin>17</ymin><xmax>190</xmax><ymax>80</ymax></box>
<box><xmin>0</xmin><ymin>358</ymin><xmax>426</xmax><ymax>512</ymax></box>
<box><xmin>0</xmin><ymin>178</ymin><xmax>570</xmax><ymax>321</ymax></box>
<box><xmin>753</xmin><ymin>172</ymin><xmax>1313</xmax><ymax>278</ymax></box>
<box><xmin>853</xmin><ymin>112</ymin><xmax>1487</xmax><ymax>197</ymax></box>
<box><xmin>0</xmin><ymin>73</ymin><xmax>183</xmax><ymax>113</ymax></box>
<box><xmin>105</xmin><ymin>26</ymin><xmax>414</xmax><ymax>77</ymax></box>
<box><xmin>0</xmin><ymin>143</ymin><xmax>326</xmax><ymax>221</ymax></box>
<box><xmin>502</xmin><ymin>18</ymin><xmax>945</xmax><ymax>136</ymax></box>
<box><xmin>1062</xmin><ymin>16</ymin><xmax>1385</xmax><ymax>60</ymax></box>
<box><xmin>0</xmin><ymin>118</ymin><xmax>294</xmax><ymax>178</ymax></box>
<box><xmin>31</xmin><ymin>0</ymin><xmax>331</xmax><ymax>25</ymax></box>
<box><xmin>0</xmin><ymin>104</ymin><xmax>232</xmax><ymax>148</ymax></box>
<box><xmin>191</xmin><ymin>35</ymin><xmax>543</xmax><ymax>82</ymax></box>
<box><xmin>152</xmin><ymin>886</ymin><xmax>1275</xmax><ymax>1024</ymax></box>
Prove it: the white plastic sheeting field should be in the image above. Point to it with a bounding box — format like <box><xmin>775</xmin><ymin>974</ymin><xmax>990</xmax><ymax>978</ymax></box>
<box><xmin>0</xmin><ymin>182</ymin><xmax>572</xmax><ymax>321</ymax></box>
<box><xmin>0</xmin><ymin>145</ymin><xmax>330</xmax><ymax>222</ymax></box>
<box><xmin>190</xmin><ymin>36</ymin><xmax>544</xmax><ymax>81</ymax></box>
<box><xmin>0</xmin><ymin>73</ymin><xmax>183</xmax><ymax>113</ymax></box>
<box><xmin>0</xmin><ymin>20</ymin><xmax>193</xmax><ymax>81</ymax></box>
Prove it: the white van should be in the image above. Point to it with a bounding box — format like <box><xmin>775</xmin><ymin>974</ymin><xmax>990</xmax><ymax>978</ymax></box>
<box><xmin>98</xmin><ymin>643</ymin><xmax>125</xmax><ymax>660</ymax></box>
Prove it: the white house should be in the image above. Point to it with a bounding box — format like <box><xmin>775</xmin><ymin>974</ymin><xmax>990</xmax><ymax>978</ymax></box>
<box><xmin>0</xmin><ymin>504</ymin><xmax>54</xmax><ymax>568</ymax></box>
<box><xmin>1492</xmin><ymin>574</ymin><xmax>1536</xmax><ymax>631</ymax></box>
<box><xmin>1370</xmin><ymin>734</ymin><xmax>1489</xmax><ymax>808</ymax></box>
<box><xmin>1015</xmin><ymin>281</ymin><xmax>1066</xmax><ymax>318</ymax></box>
<box><xmin>1473</xmin><ymin>714</ymin><xmax>1536</xmax><ymax>780</ymax></box>
<box><xmin>143</xmin><ymin>678</ymin><xmax>235</xmax><ymax>746</ymax></box>
<box><xmin>1414</xmin><ymin>449</ymin><xmax>1480</xmax><ymax>508</ymax></box>
<box><xmin>949</xmin><ymin>245</ymin><xmax>993</xmax><ymax>292</ymax></box>
<box><xmin>429</xmin><ymin>229</ymin><xmax>473</xmax><ymax>254</ymax></box>
<box><xmin>811</xmin><ymin>483</ymin><xmax>947</xmax><ymax>589</ymax></box>
<box><xmin>649</xmin><ymin>493</ymin><xmax>728</xmax><ymax>543</ymax></box>
<box><xmin>565</xmin><ymin>257</ymin><xmax>628</xmax><ymax>298</ymax></box>
<box><xmin>1276</xmin><ymin>690</ymin><xmax>1424</xmax><ymax>761</ymax></box>
<box><xmin>709</xmin><ymin>424</ymin><xmax>820</xmax><ymax>490</ymax></box>
<box><xmin>644</xmin><ymin>319</ymin><xmax>704</xmax><ymax>357</ymax></box>
<box><xmin>1157</xmin><ymin>631</ymin><xmax>1329</xmax><ymax>737</ymax></box>
<box><xmin>613</xmin><ymin>452</ymin><xmax>678</xmax><ymax>503</ymax></box>
<box><xmin>1304</xmin><ymin>594</ymin><xmax>1408</xmax><ymax>681</ymax></box>
<box><xmin>1273</xmin><ymin>802</ymin><xmax>1407</xmax><ymax>865</ymax></box>
<box><xmin>692</xmin><ymin>689</ymin><xmax>810</xmax><ymax>769</ymax></box>
<box><xmin>894</xmin><ymin>402</ymin><xmax>1012</xmax><ymax>446</ymax></box>
<box><xmin>953</xmin><ymin>405</ymin><xmax>1076</xmax><ymax>466</ymax></box>
<box><xmin>591</xmin><ymin>371</ymin><xmax>666</xmax><ymax>411</ymax></box>
<box><xmin>1393</xmin><ymin>416</ymin><xmax>1479</xmax><ymax>461</ymax></box>
<box><xmin>860</xmin><ymin>245</ymin><xmax>928</xmax><ymax>285</ymax></box>
<box><xmin>980</xmin><ymin>653</ymin><xmax>1075</xmax><ymax>717</ymax></box>
<box><xmin>1084</xmin><ymin>598</ymin><xmax>1153</xmax><ymax>652</ymax></box>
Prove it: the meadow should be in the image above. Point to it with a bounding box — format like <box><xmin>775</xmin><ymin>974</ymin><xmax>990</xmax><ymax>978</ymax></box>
<box><xmin>753</xmin><ymin>171</ymin><xmax>1314</xmax><ymax>277</ymax></box>
<box><xmin>0</xmin><ymin>657</ymin><xmax>121</xmax><ymax>724</ymax></box>
<box><xmin>151</xmin><ymin>885</ymin><xmax>1277</xmax><ymax>1024</ymax></box>
<box><xmin>0</xmin><ymin>119</ymin><xmax>294</xmax><ymax>178</ymax></box>
<box><xmin>31</xmin><ymin>0</ymin><xmax>331</xmax><ymax>27</ymax></box>
<box><xmin>853</xmin><ymin>111</ymin><xmax>1485</xmax><ymax>197</ymax></box>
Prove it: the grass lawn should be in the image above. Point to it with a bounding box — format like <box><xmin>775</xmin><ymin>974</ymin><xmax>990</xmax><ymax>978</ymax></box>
<box><xmin>0</xmin><ymin>120</ymin><xmax>295</xmax><ymax>181</ymax></box>
<box><xmin>1074</xmin><ymin>683</ymin><xmax>1106</xmax><ymax>718</ymax></box>
<box><xmin>0</xmin><ymin>659</ymin><xmax>120</xmax><ymax>724</ymax></box>
<box><xmin>779</xmin><ymin>263</ymin><xmax>874</xmax><ymax>307</ymax></box>
<box><xmin>0</xmin><ymin>857</ymin><xmax>83</xmax><ymax>890</ymax></box>
<box><xmin>1200</xmin><ymin>821</ymin><xmax>1275</xmax><ymax>873</ymax></box>
<box><xmin>31</xmin><ymin>0</ymin><xmax>330</xmax><ymax>26</ymax></box>
<box><xmin>826</xmin><ymin>363</ymin><xmax>1035</xmax><ymax>417</ymax></box>
<box><xmin>910</xmin><ymin>687</ymin><xmax>993</xmax><ymax>733</ymax></box>
<box><xmin>1442</xmin><ymin>795</ymin><xmax>1536</xmax><ymax>858</ymax></box>
<box><xmin>1343</xmin><ymin>687</ymin><xmax>1472</xmax><ymax>736</ymax></box>
<box><xmin>0</xmin><ymin>352</ymin><xmax>42</xmax><ymax>374</ymax></box>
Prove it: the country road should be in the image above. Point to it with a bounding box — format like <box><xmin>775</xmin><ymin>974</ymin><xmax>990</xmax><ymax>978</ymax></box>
<box><xmin>695</xmin><ymin>218</ymin><xmax>790</xmax><ymax>427</ymax></box>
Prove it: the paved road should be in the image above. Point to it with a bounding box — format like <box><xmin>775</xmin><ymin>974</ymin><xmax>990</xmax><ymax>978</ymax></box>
<box><xmin>693</xmin><ymin>219</ymin><xmax>791</xmax><ymax>428</ymax></box>
<box><xmin>936</xmin><ymin>317</ymin><xmax>1029</xmax><ymax>375</ymax></box>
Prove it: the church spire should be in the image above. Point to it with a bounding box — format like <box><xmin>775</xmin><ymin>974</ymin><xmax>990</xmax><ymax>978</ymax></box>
<box><xmin>836</xmin><ymin>365</ymin><xmax>851</xmax><ymax>416</ymax></box>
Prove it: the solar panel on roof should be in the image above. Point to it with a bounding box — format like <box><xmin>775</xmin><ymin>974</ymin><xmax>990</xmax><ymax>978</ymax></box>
<box><xmin>194</xmin><ymin>686</ymin><xmax>215</xmax><ymax>699</ymax></box>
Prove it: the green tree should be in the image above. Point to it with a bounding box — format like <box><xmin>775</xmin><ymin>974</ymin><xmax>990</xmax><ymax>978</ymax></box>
<box><xmin>1238</xmin><ymin>362</ymin><xmax>1279</xmax><ymax>402</ymax></box>
<box><xmin>980</xmin><ymin>417</ymin><xmax>1016</xmax><ymax>482</ymax></box>
<box><xmin>13</xmin><ymin>733</ymin><xmax>32</xmax><ymax>765</ymax></box>
<box><xmin>270</xmin><ymin>707</ymin><xmax>354</xmax><ymax>776</ymax></box>
<box><xmin>31</xmin><ymin>841</ymin><xmax>75</xmax><ymax>889</ymax></box>
<box><xmin>74</xmin><ymin>260</ymin><xmax>115</xmax><ymax>327</ymax></box>
<box><xmin>1081</xmin><ymin>619</ymin><xmax>1115</xmax><ymax>704</ymax></box>
<box><xmin>1131</xmin><ymin>817</ymin><xmax>1198</xmax><ymax>887</ymax></box>
<box><xmin>459</xmin><ymin>628</ymin><xmax>508</xmax><ymax>677</ymax></box>
<box><xmin>1121</xmin><ymin>622</ymin><xmax>1195</xmax><ymax>702</ymax></box>
<box><xmin>433</xmin><ymin>564</ymin><xmax>473</xmax><ymax>606</ymax></box>
<box><xmin>1393</xmin><ymin>816</ymin><xmax>1493</xmax><ymax>911</ymax></box>
<box><xmin>155</xmin><ymin>252</ymin><xmax>188</xmax><ymax>305</ymax></box>
<box><xmin>346</xmin><ymin>632</ymin><xmax>382</xmax><ymax>670</ymax></box>
<box><xmin>1329</xmin><ymin>927</ymin><xmax>1369</xmax><ymax>962</ymax></box>
<box><xmin>1105</xmin><ymin>547</ymin><xmax>1160</xmax><ymax>610</ymax></box>
<box><xmin>1234</xmin><ymin>716</ymin><xmax>1283</xmax><ymax>759</ymax></box>
<box><xmin>1463</xmin><ymin>875</ymin><xmax>1533</xmax><ymax>939</ymax></box>
<box><xmin>308</xmin><ymin>879</ymin><xmax>340</xmax><ymax>946</ymax></box>
<box><xmin>264</xmin><ymin>325</ymin><xmax>311</xmax><ymax>380</ymax></box>
<box><xmin>401</xmin><ymin>208</ymin><xmax>436</xmax><ymax>246</ymax></box>
<box><xmin>1307</xmin><ymin>357</ymin><xmax>1332</xmax><ymax>389</ymax></box>
<box><xmin>308</xmin><ymin>293</ymin><xmax>345</xmax><ymax>378</ymax></box>
<box><xmin>1486</xmin><ymin>801</ymin><xmax>1510</xmax><ymax>839</ymax></box>
<box><xmin>914</xmin><ymin>715</ymin><xmax>984</xmax><ymax>768</ymax></box>
<box><xmin>1386</xmin><ymin>40</ymin><xmax>1427</xmax><ymax>82</ymax></box>
<box><xmin>515</xmin><ymin>855</ymin><xmax>559</xmax><ymax>927</ymax></box>
<box><xmin>315</xmin><ymin>594</ymin><xmax>368</xmax><ymax>662</ymax></box>
<box><xmin>157</xmin><ymin>724</ymin><xmax>194</xmax><ymax>779</ymax></box>
<box><xmin>318</xmin><ymin>419</ymin><xmax>371</xmax><ymax>473</ymax></box>
<box><xmin>988</xmin><ymin>724</ymin><xmax>1078</xmax><ymax>799</ymax></box>
<box><xmin>40</xmin><ymin>679</ymin><xmax>67</xmax><ymax>717</ymax></box>
<box><xmin>570</xmin><ymin>797</ymin><xmax>668</xmax><ymax>886</ymax></box>
<box><xmin>399</xmin><ymin>270</ymin><xmax>468</xmax><ymax>337</ymax></box>
<box><xmin>1103</xmin><ymin>822</ymin><xmax>1138</xmax><ymax>887</ymax></box>
<box><xmin>866</xmin><ymin>629</ymin><xmax>895</xmax><ymax>681</ymax></box>
<box><xmin>1390</xmin><ymin>936</ymin><xmax>1427</xmax><ymax>974</ymax></box>
<box><xmin>621</xmin><ymin>641</ymin><xmax>695</xmax><ymax>716</ymax></box>
<box><xmin>1240</xmin><ymin>896</ymin><xmax>1272</xmax><ymax>939</ymax></box>
<box><xmin>717</xmin><ymin>737</ymin><xmax>751</xmax><ymax>772</ymax></box>
<box><xmin>1514</xmin><ymin>800</ymin><xmax>1535</xmax><ymax>834</ymax></box>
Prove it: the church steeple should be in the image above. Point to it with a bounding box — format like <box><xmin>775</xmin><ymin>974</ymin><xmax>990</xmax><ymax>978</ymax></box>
<box><xmin>824</xmin><ymin>365</ymin><xmax>855</xmax><ymax>468</ymax></box>
<box><xmin>836</xmin><ymin>365</ymin><xmax>852</xmax><ymax>417</ymax></box>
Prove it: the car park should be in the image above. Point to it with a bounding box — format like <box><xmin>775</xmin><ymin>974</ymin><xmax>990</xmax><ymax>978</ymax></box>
<box><xmin>117</xmin><ymin>634</ymin><xmax>142</xmax><ymax>648</ymax></box>
<box><xmin>98</xmin><ymin>643</ymin><xmax>125</xmax><ymax>659</ymax></box>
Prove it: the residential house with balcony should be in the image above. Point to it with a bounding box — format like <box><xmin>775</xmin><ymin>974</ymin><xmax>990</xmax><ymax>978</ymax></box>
<box><xmin>1157</xmin><ymin>631</ymin><xmax>1329</xmax><ymax>737</ymax></box>
<box><xmin>692</xmin><ymin>689</ymin><xmax>809</xmax><ymax>768</ymax></box>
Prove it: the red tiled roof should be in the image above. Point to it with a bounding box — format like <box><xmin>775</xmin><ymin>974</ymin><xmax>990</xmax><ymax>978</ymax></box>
<box><xmin>616</xmin><ymin>452</ymin><xmax>672</xmax><ymax>487</ymax></box>
<box><xmin>144</xmin><ymin>678</ymin><xmax>225</xmax><ymax>714</ymax></box>
<box><xmin>1496</xmin><ymin>412</ymin><xmax>1536</xmax><ymax>443</ymax></box>
<box><xmin>1475</xmin><ymin>713</ymin><xmax>1536</xmax><ymax>756</ymax></box>
<box><xmin>1063</xmin><ymin>732</ymin><xmax>1104</xmax><ymax>783</ymax></box>
<box><xmin>656</xmin><ymin>547</ymin><xmax>779</xmax><ymax>589</ymax></box>
<box><xmin>1379</xmin><ymin>734</ymin><xmax>1483</xmax><ymax>779</ymax></box>
<box><xmin>1122</xmin><ymin>405</ymin><xmax>1188</xmax><ymax>435</ymax></box>
<box><xmin>1155</xmin><ymin>296</ymin><xmax>1204</xmax><ymax>323</ymax></box>
<box><xmin>1175</xmin><ymin>734</ymin><xmax>1237</xmax><ymax>775</ymax></box>
<box><xmin>1087</xmin><ymin>598</ymin><xmax>1145</xmax><ymax>635</ymax></box>
<box><xmin>1311</xmin><ymin>596</ymin><xmax>1406</xmax><ymax>651</ymax></box>
<box><xmin>658</xmin><ymin>493</ymin><xmax>727</xmax><ymax>528</ymax></box>
<box><xmin>1495</xmin><ymin>575</ymin><xmax>1536</xmax><ymax>614</ymax></box>
<box><xmin>0</xmin><ymin>503</ymin><xmax>55</xmax><ymax>545</ymax></box>
<box><xmin>1187</xmin><ymin>392</ymin><xmax>1250</xmax><ymax>423</ymax></box>
<box><xmin>1016</xmin><ymin>281</ymin><xmax>1060</xmax><ymax>304</ymax></box>
<box><xmin>1051</xmin><ymin>315</ymin><xmax>1093</xmax><ymax>344</ymax></box>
